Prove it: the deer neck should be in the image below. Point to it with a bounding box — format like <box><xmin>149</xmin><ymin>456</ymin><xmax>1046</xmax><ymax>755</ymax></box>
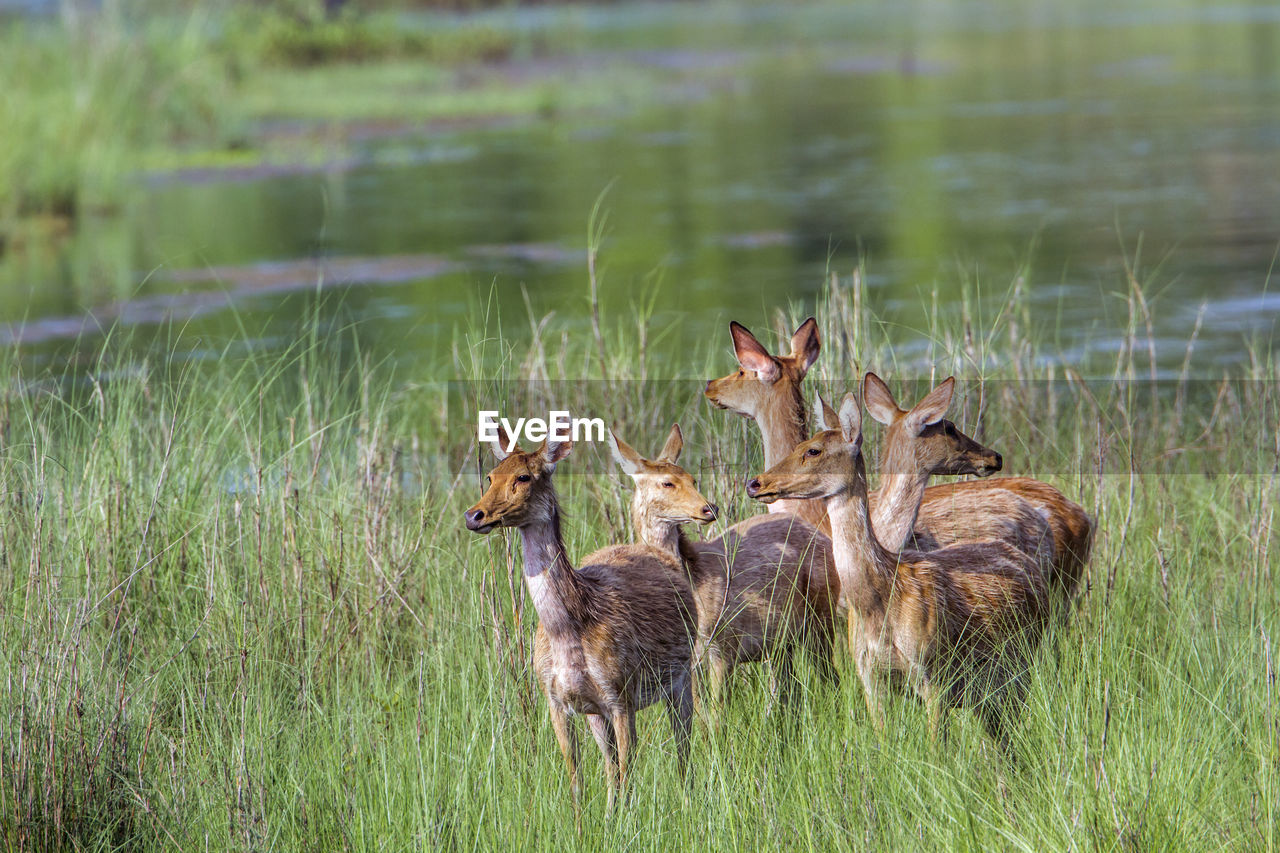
<box><xmin>870</xmin><ymin>443</ymin><xmax>929</xmax><ymax>552</ymax></box>
<box><xmin>632</xmin><ymin>498</ymin><xmax>707</xmax><ymax>582</ymax></box>
<box><xmin>824</xmin><ymin>452</ymin><xmax>895</xmax><ymax>614</ymax></box>
<box><xmin>675</xmin><ymin>531</ymin><xmax>706</xmax><ymax>581</ymax></box>
<box><xmin>517</xmin><ymin>501</ymin><xmax>586</xmax><ymax>637</ymax></box>
<box><xmin>632</xmin><ymin>497</ymin><xmax>682</xmax><ymax>560</ymax></box>
<box><xmin>755</xmin><ymin>380</ymin><xmax>807</xmax><ymax>468</ymax></box>
<box><xmin>755</xmin><ymin>381</ymin><xmax>813</xmax><ymax>519</ymax></box>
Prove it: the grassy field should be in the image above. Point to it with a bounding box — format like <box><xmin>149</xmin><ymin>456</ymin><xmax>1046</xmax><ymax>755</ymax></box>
<box><xmin>1</xmin><ymin>266</ymin><xmax>1277</xmax><ymax>850</ymax></box>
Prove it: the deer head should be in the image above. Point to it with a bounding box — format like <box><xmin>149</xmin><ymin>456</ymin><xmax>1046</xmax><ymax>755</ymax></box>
<box><xmin>704</xmin><ymin>317</ymin><xmax>820</xmax><ymax>420</ymax></box>
<box><xmin>862</xmin><ymin>373</ymin><xmax>1001</xmax><ymax>479</ymax></box>
<box><xmin>609</xmin><ymin>423</ymin><xmax>718</xmax><ymax>528</ymax></box>
<box><xmin>747</xmin><ymin>393</ymin><xmax>863</xmax><ymax>504</ymax></box>
<box><xmin>464</xmin><ymin>424</ymin><xmax>572</xmax><ymax>534</ymax></box>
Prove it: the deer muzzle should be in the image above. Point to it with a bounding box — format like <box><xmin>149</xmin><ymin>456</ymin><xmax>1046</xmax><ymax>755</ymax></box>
<box><xmin>464</xmin><ymin>507</ymin><xmax>495</xmax><ymax>534</ymax></box>
<box><xmin>745</xmin><ymin>476</ymin><xmax>777</xmax><ymax>503</ymax></box>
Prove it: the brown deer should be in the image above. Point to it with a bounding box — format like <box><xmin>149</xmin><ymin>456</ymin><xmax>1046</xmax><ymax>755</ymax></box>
<box><xmin>708</xmin><ymin>318</ymin><xmax>1092</xmax><ymax>602</ymax></box>
<box><xmin>609</xmin><ymin>424</ymin><xmax>839</xmax><ymax>713</ymax></box>
<box><xmin>747</xmin><ymin>386</ymin><xmax>1051</xmax><ymax>751</ymax></box>
<box><xmin>862</xmin><ymin>373</ymin><xmax>1054</xmax><ymax>584</ymax></box>
<box><xmin>463</xmin><ymin>426</ymin><xmax>696</xmax><ymax>813</ymax></box>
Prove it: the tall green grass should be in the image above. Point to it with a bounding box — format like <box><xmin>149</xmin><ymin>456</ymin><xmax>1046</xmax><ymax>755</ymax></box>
<box><xmin>235</xmin><ymin>8</ymin><xmax>518</xmax><ymax>67</ymax></box>
<box><xmin>1</xmin><ymin>267</ymin><xmax>1277</xmax><ymax>849</ymax></box>
<box><xmin>0</xmin><ymin>5</ymin><xmax>539</xmax><ymax>233</ymax></box>
<box><xmin>0</xmin><ymin>11</ymin><xmax>238</xmax><ymax>223</ymax></box>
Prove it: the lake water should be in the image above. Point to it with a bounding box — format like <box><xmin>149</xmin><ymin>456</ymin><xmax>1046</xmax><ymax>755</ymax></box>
<box><xmin>3</xmin><ymin>0</ymin><xmax>1279</xmax><ymax>378</ymax></box>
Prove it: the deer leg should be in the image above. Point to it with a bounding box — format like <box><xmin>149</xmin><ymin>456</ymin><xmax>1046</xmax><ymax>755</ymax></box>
<box><xmin>915</xmin><ymin>673</ymin><xmax>949</xmax><ymax>747</ymax></box>
<box><xmin>690</xmin><ymin>636</ymin><xmax>710</xmax><ymax>718</ymax></box>
<box><xmin>610</xmin><ymin>707</ymin><xmax>636</xmax><ymax>807</ymax></box>
<box><xmin>854</xmin><ymin>649</ymin><xmax>887</xmax><ymax>732</ymax></box>
<box><xmin>704</xmin><ymin>648</ymin><xmax>732</xmax><ymax>730</ymax></box>
<box><xmin>979</xmin><ymin>698</ymin><xmax>1022</xmax><ymax>771</ymax></box>
<box><xmin>981</xmin><ymin>705</ymin><xmax>1010</xmax><ymax>754</ymax></box>
<box><xmin>586</xmin><ymin>713</ymin><xmax>619</xmax><ymax>806</ymax></box>
<box><xmin>929</xmin><ymin>700</ymin><xmax>951</xmax><ymax>747</ymax></box>
<box><xmin>979</xmin><ymin>662</ymin><xmax>1028</xmax><ymax>765</ymax></box>
<box><xmin>549</xmin><ymin>702</ymin><xmax>581</xmax><ymax>815</ymax></box>
<box><xmin>665</xmin><ymin>671</ymin><xmax>695</xmax><ymax>783</ymax></box>
<box><xmin>814</xmin><ymin>617</ymin><xmax>844</xmax><ymax>691</ymax></box>
<box><xmin>769</xmin><ymin>645</ymin><xmax>798</xmax><ymax>713</ymax></box>
<box><xmin>806</xmin><ymin>616</ymin><xmax>840</xmax><ymax>690</ymax></box>
<box><xmin>709</xmin><ymin>647</ymin><xmax>731</xmax><ymax>703</ymax></box>
<box><xmin>770</xmin><ymin>645</ymin><xmax>802</xmax><ymax>744</ymax></box>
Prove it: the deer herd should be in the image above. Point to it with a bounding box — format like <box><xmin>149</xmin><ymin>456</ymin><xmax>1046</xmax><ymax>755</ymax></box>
<box><xmin>463</xmin><ymin>317</ymin><xmax>1095</xmax><ymax>812</ymax></box>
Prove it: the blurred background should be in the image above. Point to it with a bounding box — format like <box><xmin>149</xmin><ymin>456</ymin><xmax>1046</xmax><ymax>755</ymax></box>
<box><xmin>1</xmin><ymin>0</ymin><xmax>1277</xmax><ymax>377</ymax></box>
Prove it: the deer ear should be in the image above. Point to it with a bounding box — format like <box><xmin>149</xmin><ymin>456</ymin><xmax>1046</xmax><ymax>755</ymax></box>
<box><xmin>789</xmin><ymin>317</ymin><xmax>821</xmax><ymax>374</ymax></box>
<box><xmin>862</xmin><ymin>372</ymin><xmax>902</xmax><ymax>426</ymax></box>
<box><xmin>815</xmin><ymin>394</ymin><xmax>839</xmax><ymax>432</ymax></box>
<box><xmin>730</xmin><ymin>321</ymin><xmax>781</xmax><ymax>382</ymax></box>
<box><xmin>657</xmin><ymin>423</ymin><xmax>684</xmax><ymax>464</ymax></box>
<box><xmin>608</xmin><ymin>429</ymin><xmax>643</xmax><ymax>476</ymax></box>
<box><xmin>906</xmin><ymin>376</ymin><xmax>955</xmax><ymax>433</ymax></box>
<box><xmin>486</xmin><ymin>425</ymin><xmax>515</xmax><ymax>460</ymax></box>
<box><xmin>838</xmin><ymin>392</ymin><xmax>862</xmax><ymax>445</ymax></box>
<box><xmin>542</xmin><ymin>437</ymin><xmax>573</xmax><ymax>468</ymax></box>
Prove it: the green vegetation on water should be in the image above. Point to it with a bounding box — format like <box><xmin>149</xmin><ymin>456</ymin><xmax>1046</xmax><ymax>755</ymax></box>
<box><xmin>2</xmin><ymin>263</ymin><xmax>1277</xmax><ymax>849</ymax></box>
<box><xmin>0</xmin><ymin>12</ymin><xmax>235</xmax><ymax>223</ymax></box>
<box><xmin>0</xmin><ymin>4</ymin><xmax>576</xmax><ymax>229</ymax></box>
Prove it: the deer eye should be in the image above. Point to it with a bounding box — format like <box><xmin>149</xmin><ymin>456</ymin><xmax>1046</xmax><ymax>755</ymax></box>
<box><xmin>516</xmin><ymin>474</ymin><xmax>532</xmax><ymax>483</ymax></box>
<box><xmin>806</xmin><ymin>447</ymin><xmax>821</xmax><ymax>457</ymax></box>
<box><xmin>662</xmin><ymin>482</ymin><xmax>675</xmax><ymax>489</ymax></box>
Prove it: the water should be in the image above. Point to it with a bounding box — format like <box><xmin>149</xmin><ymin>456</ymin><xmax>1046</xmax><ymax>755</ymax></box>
<box><xmin>3</xmin><ymin>0</ymin><xmax>1279</xmax><ymax>377</ymax></box>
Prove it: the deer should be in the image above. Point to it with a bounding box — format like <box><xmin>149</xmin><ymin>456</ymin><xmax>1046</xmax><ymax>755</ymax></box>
<box><xmin>463</xmin><ymin>426</ymin><xmax>697</xmax><ymax>814</ymax></box>
<box><xmin>862</xmin><ymin>372</ymin><xmax>1055</xmax><ymax>586</ymax></box>
<box><xmin>707</xmin><ymin>318</ymin><xmax>1092</xmax><ymax>602</ymax></box>
<box><xmin>746</xmin><ymin>384</ymin><xmax>1051</xmax><ymax>752</ymax></box>
<box><xmin>608</xmin><ymin>423</ymin><xmax>838</xmax><ymax>714</ymax></box>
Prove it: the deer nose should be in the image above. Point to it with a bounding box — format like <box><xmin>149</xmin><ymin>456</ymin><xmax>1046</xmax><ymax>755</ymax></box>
<box><xmin>464</xmin><ymin>508</ymin><xmax>486</xmax><ymax>530</ymax></box>
<box><xmin>745</xmin><ymin>478</ymin><xmax>762</xmax><ymax>498</ymax></box>
<box><xmin>991</xmin><ymin>452</ymin><xmax>1003</xmax><ymax>471</ymax></box>
<box><xmin>702</xmin><ymin>504</ymin><xmax>718</xmax><ymax>521</ymax></box>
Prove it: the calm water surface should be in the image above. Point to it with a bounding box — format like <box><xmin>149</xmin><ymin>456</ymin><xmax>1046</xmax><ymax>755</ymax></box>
<box><xmin>3</xmin><ymin>0</ymin><xmax>1279</xmax><ymax>378</ymax></box>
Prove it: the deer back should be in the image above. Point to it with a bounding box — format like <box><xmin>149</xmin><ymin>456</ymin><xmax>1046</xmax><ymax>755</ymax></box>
<box><xmin>921</xmin><ymin>476</ymin><xmax>1093</xmax><ymax>599</ymax></box>
<box><xmin>686</xmin><ymin>513</ymin><xmax>837</xmax><ymax>662</ymax></box>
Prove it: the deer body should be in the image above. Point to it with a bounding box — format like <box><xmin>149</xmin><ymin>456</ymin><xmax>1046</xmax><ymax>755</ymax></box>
<box><xmin>916</xmin><ymin>477</ymin><xmax>1094</xmax><ymax>600</ymax></box>
<box><xmin>829</xmin><ymin>492</ymin><xmax>1047</xmax><ymax>741</ymax></box>
<box><xmin>685</xmin><ymin>515</ymin><xmax>838</xmax><ymax>703</ymax></box>
<box><xmin>526</xmin><ymin>540</ymin><xmax>693</xmax><ymax>719</ymax></box>
<box><xmin>748</xmin><ymin>388</ymin><xmax>1050</xmax><ymax>748</ymax></box>
<box><xmin>610</xmin><ymin>425</ymin><xmax>838</xmax><ymax>710</ymax></box>
<box><xmin>465</xmin><ymin>431</ymin><xmax>695</xmax><ymax>812</ymax></box>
